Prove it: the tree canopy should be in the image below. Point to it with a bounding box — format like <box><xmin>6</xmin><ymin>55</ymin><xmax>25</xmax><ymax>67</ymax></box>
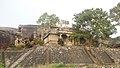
<box><xmin>72</xmin><ymin>8</ymin><xmax>116</xmax><ymax>44</ymax></box>
<box><xmin>37</xmin><ymin>12</ymin><xmax>60</xmax><ymax>26</ymax></box>
<box><xmin>110</xmin><ymin>2</ymin><xmax>120</xmax><ymax>22</ymax></box>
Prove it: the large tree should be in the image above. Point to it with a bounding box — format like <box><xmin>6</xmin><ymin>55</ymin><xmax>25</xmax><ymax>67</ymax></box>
<box><xmin>37</xmin><ymin>12</ymin><xmax>60</xmax><ymax>40</ymax></box>
<box><xmin>72</xmin><ymin>8</ymin><xmax>116</xmax><ymax>45</ymax></box>
<box><xmin>110</xmin><ymin>2</ymin><xmax>120</xmax><ymax>23</ymax></box>
<box><xmin>37</xmin><ymin>12</ymin><xmax>60</xmax><ymax>26</ymax></box>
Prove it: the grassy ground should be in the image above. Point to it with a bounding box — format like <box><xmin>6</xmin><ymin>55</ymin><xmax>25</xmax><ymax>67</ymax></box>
<box><xmin>19</xmin><ymin>63</ymin><xmax>76</xmax><ymax>68</ymax></box>
<box><xmin>19</xmin><ymin>64</ymin><xmax>120</xmax><ymax>68</ymax></box>
<box><xmin>34</xmin><ymin>64</ymin><xmax>76</xmax><ymax>68</ymax></box>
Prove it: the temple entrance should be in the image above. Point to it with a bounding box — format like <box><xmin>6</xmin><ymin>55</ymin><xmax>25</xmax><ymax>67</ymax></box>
<box><xmin>61</xmin><ymin>34</ymin><xmax>67</xmax><ymax>41</ymax></box>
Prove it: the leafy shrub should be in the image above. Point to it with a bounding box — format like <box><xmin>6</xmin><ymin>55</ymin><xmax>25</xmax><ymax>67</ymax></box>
<box><xmin>0</xmin><ymin>60</ymin><xmax>4</xmax><ymax>68</ymax></box>
<box><xmin>15</xmin><ymin>42</ymin><xmax>25</xmax><ymax>49</ymax></box>
<box><xmin>9</xmin><ymin>42</ymin><xmax>16</xmax><ymax>49</ymax></box>
<box><xmin>51</xmin><ymin>63</ymin><xmax>65</xmax><ymax>68</ymax></box>
<box><xmin>50</xmin><ymin>63</ymin><xmax>76</xmax><ymax>68</ymax></box>
<box><xmin>33</xmin><ymin>38</ymin><xmax>44</xmax><ymax>45</ymax></box>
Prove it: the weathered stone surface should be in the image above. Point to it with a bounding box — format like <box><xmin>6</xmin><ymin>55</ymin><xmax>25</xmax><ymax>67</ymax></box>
<box><xmin>4</xmin><ymin>50</ymin><xmax>26</xmax><ymax>67</ymax></box>
<box><xmin>19</xmin><ymin>47</ymin><xmax>47</xmax><ymax>67</ymax></box>
<box><xmin>3</xmin><ymin>46</ymin><xmax>120</xmax><ymax>68</ymax></box>
<box><xmin>17</xmin><ymin>46</ymin><xmax>94</xmax><ymax>67</ymax></box>
<box><xmin>50</xmin><ymin>46</ymin><xmax>93</xmax><ymax>64</ymax></box>
<box><xmin>9</xmin><ymin>49</ymin><xmax>35</xmax><ymax>68</ymax></box>
<box><xmin>92</xmin><ymin>49</ymin><xmax>114</xmax><ymax>64</ymax></box>
<box><xmin>105</xmin><ymin>48</ymin><xmax>120</xmax><ymax>64</ymax></box>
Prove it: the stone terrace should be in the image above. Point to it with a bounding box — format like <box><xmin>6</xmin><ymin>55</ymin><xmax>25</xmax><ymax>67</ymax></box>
<box><xmin>2</xmin><ymin>46</ymin><xmax>120</xmax><ymax>68</ymax></box>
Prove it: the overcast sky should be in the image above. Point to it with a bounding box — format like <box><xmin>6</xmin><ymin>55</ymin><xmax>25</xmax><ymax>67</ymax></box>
<box><xmin>0</xmin><ymin>0</ymin><xmax>120</xmax><ymax>37</ymax></box>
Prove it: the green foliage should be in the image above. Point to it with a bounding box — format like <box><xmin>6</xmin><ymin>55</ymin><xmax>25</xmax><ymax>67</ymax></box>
<box><xmin>51</xmin><ymin>63</ymin><xmax>65</xmax><ymax>68</ymax></box>
<box><xmin>37</xmin><ymin>12</ymin><xmax>60</xmax><ymax>26</ymax></box>
<box><xmin>33</xmin><ymin>38</ymin><xmax>44</xmax><ymax>45</ymax></box>
<box><xmin>72</xmin><ymin>8</ymin><xmax>116</xmax><ymax>44</ymax></box>
<box><xmin>9</xmin><ymin>42</ymin><xmax>16</xmax><ymax>48</ymax></box>
<box><xmin>70</xmin><ymin>30</ymin><xmax>91</xmax><ymax>40</ymax></box>
<box><xmin>110</xmin><ymin>2</ymin><xmax>120</xmax><ymax>22</ymax></box>
<box><xmin>48</xmin><ymin>63</ymin><xmax>76</xmax><ymax>68</ymax></box>
<box><xmin>27</xmin><ymin>63</ymin><xmax>76</xmax><ymax>68</ymax></box>
<box><xmin>15</xmin><ymin>43</ymin><xmax>25</xmax><ymax>49</ymax></box>
<box><xmin>9</xmin><ymin>43</ymin><xmax>16</xmax><ymax>50</ymax></box>
<box><xmin>0</xmin><ymin>60</ymin><xmax>4</xmax><ymax>68</ymax></box>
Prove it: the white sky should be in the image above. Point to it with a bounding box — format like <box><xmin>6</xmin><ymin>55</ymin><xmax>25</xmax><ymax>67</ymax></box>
<box><xmin>0</xmin><ymin>0</ymin><xmax>120</xmax><ymax>37</ymax></box>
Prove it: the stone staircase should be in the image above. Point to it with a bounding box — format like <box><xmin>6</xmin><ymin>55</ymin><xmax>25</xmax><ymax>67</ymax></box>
<box><xmin>6</xmin><ymin>51</ymin><xmax>25</xmax><ymax>68</ymax></box>
<box><xmin>8</xmin><ymin>47</ymin><xmax>36</xmax><ymax>68</ymax></box>
<box><xmin>84</xmin><ymin>47</ymin><xmax>114</xmax><ymax>65</ymax></box>
<box><xmin>84</xmin><ymin>47</ymin><xmax>101</xmax><ymax>64</ymax></box>
<box><xmin>92</xmin><ymin>48</ymin><xmax>114</xmax><ymax>64</ymax></box>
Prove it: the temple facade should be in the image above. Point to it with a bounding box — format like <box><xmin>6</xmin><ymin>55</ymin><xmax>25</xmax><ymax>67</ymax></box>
<box><xmin>43</xmin><ymin>26</ymin><xmax>73</xmax><ymax>46</ymax></box>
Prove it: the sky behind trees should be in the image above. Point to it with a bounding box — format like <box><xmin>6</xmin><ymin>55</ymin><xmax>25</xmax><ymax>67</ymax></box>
<box><xmin>0</xmin><ymin>0</ymin><xmax>120</xmax><ymax>37</ymax></box>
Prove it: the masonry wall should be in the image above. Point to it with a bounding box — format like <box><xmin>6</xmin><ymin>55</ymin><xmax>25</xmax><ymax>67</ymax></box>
<box><xmin>94</xmin><ymin>48</ymin><xmax>120</xmax><ymax>64</ymax></box>
<box><xmin>3</xmin><ymin>50</ymin><xmax>28</xmax><ymax>67</ymax></box>
<box><xmin>44</xmin><ymin>34</ymin><xmax>59</xmax><ymax>44</ymax></box>
<box><xmin>2</xmin><ymin>46</ymin><xmax>120</xmax><ymax>68</ymax></box>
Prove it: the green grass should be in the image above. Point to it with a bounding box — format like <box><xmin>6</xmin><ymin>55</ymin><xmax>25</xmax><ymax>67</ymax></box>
<box><xmin>19</xmin><ymin>63</ymin><xmax>76</xmax><ymax>68</ymax></box>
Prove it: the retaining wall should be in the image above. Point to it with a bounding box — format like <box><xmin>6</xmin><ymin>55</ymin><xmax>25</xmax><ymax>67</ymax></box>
<box><xmin>2</xmin><ymin>46</ymin><xmax>120</xmax><ymax>67</ymax></box>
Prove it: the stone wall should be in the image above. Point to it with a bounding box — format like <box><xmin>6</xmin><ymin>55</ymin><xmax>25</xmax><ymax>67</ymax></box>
<box><xmin>19</xmin><ymin>47</ymin><xmax>47</xmax><ymax>67</ymax></box>
<box><xmin>0</xmin><ymin>49</ymin><xmax>32</xmax><ymax>67</ymax></box>
<box><xmin>94</xmin><ymin>48</ymin><xmax>120</xmax><ymax>64</ymax></box>
<box><xmin>2</xmin><ymin>46</ymin><xmax>120</xmax><ymax>68</ymax></box>
<box><xmin>18</xmin><ymin>46</ymin><xmax>94</xmax><ymax>67</ymax></box>
<box><xmin>5</xmin><ymin>51</ymin><xmax>23</xmax><ymax>66</ymax></box>
<box><xmin>4</xmin><ymin>49</ymin><xmax>29</xmax><ymax>67</ymax></box>
<box><xmin>49</xmin><ymin>46</ymin><xmax>93</xmax><ymax>64</ymax></box>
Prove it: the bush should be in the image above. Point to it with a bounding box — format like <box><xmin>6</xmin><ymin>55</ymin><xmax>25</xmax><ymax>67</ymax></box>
<box><xmin>15</xmin><ymin>42</ymin><xmax>25</xmax><ymax>49</ymax></box>
<box><xmin>9</xmin><ymin>42</ymin><xmax>16</xmax><ymax>49</ymax></box>
<box><xmin>51</xmin><ymin>63</ymin><xmax>65</xmax><ymax>68</ymax></box>
<box><xmin>0</xmin><ymin>61</ymin><xmax>4</xmax><ymax>68</ymax></box>
<box><xmin>33</xmin><ymin>38</ymin><xmax>44</xmax><ymax>46</ymax></box>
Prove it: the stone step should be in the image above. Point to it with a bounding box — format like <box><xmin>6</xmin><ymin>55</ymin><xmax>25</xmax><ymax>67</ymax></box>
<box><xmin>93</xmin><ymin>49</ymin><xmax>114</xmax><ymax>64</ymax></box>
<box><xmin>8</xmin><ymin>48</ymin><xmax>35</xmax><ymax>68</ymax></box>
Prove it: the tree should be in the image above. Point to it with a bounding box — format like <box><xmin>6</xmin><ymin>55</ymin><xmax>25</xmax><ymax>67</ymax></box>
<box><xmin>0</xmin><ymin>30</ymin><xmax>11</xmax><ymax>67</ymax></box>
<box><xmin>110</xmin><ymin>2</ymin><xmax>120</xmax><ymax>23</ymax></box>
<box><xmin>72</xmin><ymin>8</ymin><xmax>116</xmax><ymax>46</ymax></box>
<box><xmin>0</xmin><ymin>30</ymin><xmax>10</xmax><ymax>49</ymax></box>
<box><xmin>70</xmin><ymin>29</ymin><xmax>91</xmax><ymax>45</ymax></box>
<box><xmin>60</xmin><ymin>20</ymin><xmax>69</xmax><ymax>26</ymax></box>
<box><xmin>37</xmin><ymin>12</ymin><xmax>60</xmax><ymax>26</ymax></box>
<box><xmin>37</xmin><ymin>12</ymin><xmax>60</xmax><ymax>40</ymax></box>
